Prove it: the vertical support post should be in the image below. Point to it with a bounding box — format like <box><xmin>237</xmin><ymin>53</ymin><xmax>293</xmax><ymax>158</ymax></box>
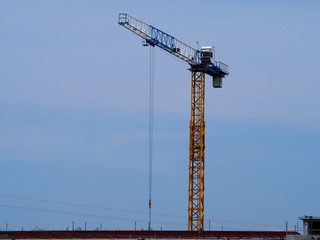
<box><xmin>72</xmin><ymin>221</ymin><xmax>74</xmax><ymax>231</ymax></box>
<box><xmin>6</xmin><ymin>223</ymin><xmax>8</xmax><ymax>231</ymax></box>
<box><xmin>135</xmin><ymin>221</ymin><xmax>137</xmax><ymax>231</ymax></box>
<box><xmin>188</xmin><ymin>69</ymin><xmax>205</xmax><ymax>231</ymax></box>
<box><xmin>85</xmin><ymin>222</ymin><xmax>87</xmax><ymax>231</ymax></box>
<box><xmin>209</xmin><ymin>220</ymin><xmax>211</xmax><ymax>231</ymax></box>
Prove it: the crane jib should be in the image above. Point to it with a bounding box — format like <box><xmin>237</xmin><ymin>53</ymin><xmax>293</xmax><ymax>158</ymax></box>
<box><xmin>118</xmin><ymin>13</ymin><xmax>228</xmax><ymax>77</ymax></box>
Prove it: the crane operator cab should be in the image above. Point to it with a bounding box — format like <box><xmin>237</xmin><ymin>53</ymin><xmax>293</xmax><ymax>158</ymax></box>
<box><xmin>201</xmin><ymin>46</ymin><xmax>223</xmax><ymax>88</ymax></box>
<box><xmin>201</xmin><ymin>46</ymin><xmax>215</xmax><ymax>65</ymax></box>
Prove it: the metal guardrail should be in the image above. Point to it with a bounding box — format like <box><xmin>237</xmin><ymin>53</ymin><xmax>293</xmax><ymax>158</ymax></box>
<box><xmin>215</xmin><ymin>61</ymin><xmax>229</xmax><ymax>74</ymax></box>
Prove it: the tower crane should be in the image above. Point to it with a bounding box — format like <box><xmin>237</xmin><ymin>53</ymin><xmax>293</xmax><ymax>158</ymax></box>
<box><xmin>118</xmin><ymin>13</ymin><xmax>229</xmax><ymax>231</ymax></box>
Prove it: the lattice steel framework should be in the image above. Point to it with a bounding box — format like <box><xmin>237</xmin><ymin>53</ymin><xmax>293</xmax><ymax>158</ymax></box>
<box><xmin>118</xmin><ymin>13</ymin><xmax>229</xmax><ymax>232</ymax></box>
<box><xmin>118</xmin><ymin>13</ymin><xmax>229</xmax><ymax>78</ymax></box>
<box><xmin>188</xmin><ymin>69</ymin><xmax>205</xmax><ymax>231</ymax></box>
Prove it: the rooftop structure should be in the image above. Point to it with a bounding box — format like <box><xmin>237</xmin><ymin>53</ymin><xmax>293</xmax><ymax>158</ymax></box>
<box><xmin>0</xmin><ymin>230</ymin><xmax>299</xmax><ymax>240</ymax></box>
<box><xmin>299</xmin><ymin>216</ymin><xmax>320</xmax><ymax>235</ymax></box>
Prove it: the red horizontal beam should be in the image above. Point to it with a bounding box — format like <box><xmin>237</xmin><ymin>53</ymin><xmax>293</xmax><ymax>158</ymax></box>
<box><xmin>0</xmin><ymin>230</ymin><xmax>299</xmax><ymax>239</ymax></box>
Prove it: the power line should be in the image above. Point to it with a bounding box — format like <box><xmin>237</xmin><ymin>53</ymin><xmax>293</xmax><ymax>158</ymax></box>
<box><xmin>0</xmin><ymin>204</ymin><xmax>189</xmax><ymax>228</ymax></box>
<box><xmin>0</xmin><ymin>194</ymin><xmax>187</xmax><ymax>220</ymax></box>
<box><xmin>0</xmin><ymin>194</ymin><xmax>293</xmax><ymax>229</ymax></box>
<box><xmin>0</xmin><ymin>203</ymin><xmax>141</xmax><ymax>222</ymax></box>
<box><xmin>0</xmin><ymin>194</ymin><xmax>145</xmax><ymax>216</ymax></box>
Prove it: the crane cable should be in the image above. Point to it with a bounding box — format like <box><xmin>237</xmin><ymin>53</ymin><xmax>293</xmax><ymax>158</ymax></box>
<box><xmin>148</xmin><ymin>46</ymin><xmax>155</xmax><ymax>231</ymax></box>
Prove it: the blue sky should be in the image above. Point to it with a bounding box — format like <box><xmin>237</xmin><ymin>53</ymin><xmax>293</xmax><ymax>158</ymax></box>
<box><xmin>0</xmin><ymin>0</ymin><xmax>319</xmax><ymax>232</ymax></box>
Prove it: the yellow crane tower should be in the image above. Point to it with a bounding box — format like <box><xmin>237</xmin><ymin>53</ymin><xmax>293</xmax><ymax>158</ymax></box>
<box><xmin>118</xmin><ymin>13</ymin><xmax>229</xmax><ymax>231</ymax></box>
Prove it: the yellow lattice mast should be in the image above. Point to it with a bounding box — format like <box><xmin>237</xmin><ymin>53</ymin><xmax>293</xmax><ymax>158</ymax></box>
<box><xmin>188</xmin><ymin>69</ymin><xmax>206</xmax><ymax>231</ymax></box>
<box><xmin>118</xmin><ymin>13</ymin><xmax>229</xmax><ymax>231</ymax></box>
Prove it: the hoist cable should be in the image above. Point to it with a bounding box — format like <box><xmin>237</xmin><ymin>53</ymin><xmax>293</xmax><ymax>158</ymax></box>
<box><xmin>148</xmin><ymin>46</ymin><xmax>155</xmax><ymax>231</ymax></box>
